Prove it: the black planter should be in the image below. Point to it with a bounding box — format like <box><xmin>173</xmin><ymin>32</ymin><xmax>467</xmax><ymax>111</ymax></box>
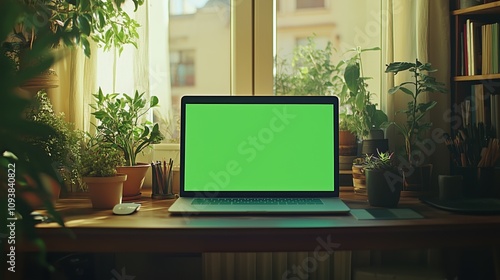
<box><xmin>361</xmin><ymin>139</ymin><xmax>389</xmax><ymax>156</ymax></box>
<box><xmin>366</xmin><ymin>169</ymin><xmax>403</xmax><ymax>207</ymax></box>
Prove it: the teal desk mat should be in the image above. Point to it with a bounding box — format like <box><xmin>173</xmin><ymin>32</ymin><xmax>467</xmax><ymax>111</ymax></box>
<box><xmin>350</xmin><ymin>208</ymin><xmax>424</xmax><ymax>220</ymax></box>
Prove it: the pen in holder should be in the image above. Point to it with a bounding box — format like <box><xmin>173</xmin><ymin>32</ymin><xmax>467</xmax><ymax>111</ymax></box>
<box><xmin>151</xmin><ymin>159</ymin><xmax>176</xmax><ymax>199</ymax></box>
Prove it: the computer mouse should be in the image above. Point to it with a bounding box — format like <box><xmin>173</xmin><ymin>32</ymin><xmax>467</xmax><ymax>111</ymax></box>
<box><xmin>112</xmin><ymin>203</ymin><xmax>141</xmax><ymax>215</ymax></box>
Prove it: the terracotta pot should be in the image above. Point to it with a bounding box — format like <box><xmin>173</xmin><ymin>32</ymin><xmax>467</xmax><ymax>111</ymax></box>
<box><xmin>84</xmin><ymin>174</ymin><xmax>127</xmax><ymax>209</ymax></box>
<box><xmin>116</xmin><ymin>163</ymin><xmax>150</xmax><ymax>200</ymax></box>
<box><xmin>339</xmin><ymin>130</ymin><xmax>357</xmax><ymax>156</ymax></box>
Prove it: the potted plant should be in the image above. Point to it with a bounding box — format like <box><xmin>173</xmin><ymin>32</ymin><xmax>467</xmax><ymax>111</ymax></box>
<box><xmin>91</xmin><ymin>87</ymin><xmax>164</xmax><ymax>200</ymax></box>
<box><xmin>1</xmin><ymin>0</ymin><xmax>144</xmax><ymax>93</ymax></box>
<box><xmin>364</xmin><ymin>150</ymin><xmax>403</xmax><ymax>207</ymax></box>
<box><xmin>25</xmin><ymin>90</ymin><xmax>84</xmax><ymax>195</ymax></box>
<box><xmin>343</xmin><ymin>46</ymin><xmax>389</xmax><ymax>155</ymax></box>
<box><xmin>274</xmin><ymin>36</ymin><xmax>345</xmax><ymax>97</ymax></box>
<box><xmin>385</xmin><ymin>59</ymin><xmax>447</xmax><ymax>191</ymax></box>
<box><xmin>80</xmin><ymin>134</ymin><xmax>126</xmax><ymax>209</ymax></box>
<box><xmin>3</xmin><ymin>0</ymin><xmax>144</xmax><ymax>58</ymax></box>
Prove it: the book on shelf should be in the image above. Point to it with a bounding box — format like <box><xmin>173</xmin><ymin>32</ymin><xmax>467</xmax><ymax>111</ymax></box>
<box><xmin>464</xmin><ymin>84</ymin><xmax>491</xmax><ymax>127</ymax></box>
<box><xmin>460</xmin><ymin>19</ymin><xmax>500</xmax><ymax>76</ymax></box>
<box><xmin>493</xmin><ymin>23</ymin><xmax>499</xmax><ymax>74</ymax></box>
<box><xmin>480</xmin><ymin>22</ymin><xmax>499</xmax><ymax>75</ymax></box>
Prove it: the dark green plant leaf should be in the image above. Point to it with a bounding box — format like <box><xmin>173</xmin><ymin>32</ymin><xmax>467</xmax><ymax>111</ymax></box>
<box><xmin>385</xmin><ymin>62</ymin><xmax>415</xmax><ymax>73</ymax></box>
<box><xmin>150</xmin><ymin>96</ymin><xmax>159</xmax><ymax>107</ymax></box>
<box><xmin>344</xmin><ymin>62</ymin><xmax>360</xmax><ymax>94</ymax></box>
<box><xmin>77</xmin><ymin>15</ymin><xmax>91</xmax><ymax>36</ymax></box>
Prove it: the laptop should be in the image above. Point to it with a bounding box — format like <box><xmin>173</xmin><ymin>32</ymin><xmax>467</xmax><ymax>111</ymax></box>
<box><xmin>168</xmin><ymin>95</ymin><xmax>350</xmax><ymax>214</ymax></box>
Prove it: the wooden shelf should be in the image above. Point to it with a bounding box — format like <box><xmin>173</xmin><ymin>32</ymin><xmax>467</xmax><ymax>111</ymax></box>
<box><xmin>452</xmin><ymin>1</ymin><xmax>500</xmax><ymax>15</ymax></box>
<box><xmin>453</xmin><ymin>73</ymin><xmax>500</xmax><ymax>81</ymax></box>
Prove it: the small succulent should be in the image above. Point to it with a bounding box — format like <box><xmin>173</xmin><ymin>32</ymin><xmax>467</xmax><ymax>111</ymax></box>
<box><xmin>363</xmin><ymin>150</ymin><xmax>400</xmax><ymax>173</ymax></box>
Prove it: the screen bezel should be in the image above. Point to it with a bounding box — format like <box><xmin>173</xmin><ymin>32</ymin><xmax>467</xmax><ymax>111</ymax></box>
<box><xmin>179</xmin><ymin>95</ymin><xmax>339</xmax><ymax>198</ymax></box>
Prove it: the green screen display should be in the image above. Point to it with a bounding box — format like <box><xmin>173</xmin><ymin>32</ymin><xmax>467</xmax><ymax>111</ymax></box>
<box><xmin>184</xmin><ymin>103</ymin><xmax>335</xmax><ymax>192</ymax></box>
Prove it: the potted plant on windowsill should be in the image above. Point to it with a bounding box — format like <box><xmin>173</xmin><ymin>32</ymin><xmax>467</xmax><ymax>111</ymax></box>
<box><xmin>80</xmin><ymin>134</ymin><xmax>126</xmax><ymax>209</ymax></box>
<box><xmin>343</xmin><ymin>46</ymin><xmax>389</xmax><ymax>156</ymax></box>
<box><xmin>91</xmin><ymin>87</ymin><xmax>164</xmax><ymax>200</ymax></box>
<box><xmin>385</xmin><ymin>59</ymin><xmax>447</xmax><ymax>192</ymax></box>
<box><xmin>364</xmin><ymin>150</ymin><xmax>403</xmax><ymax>207</ymax></box>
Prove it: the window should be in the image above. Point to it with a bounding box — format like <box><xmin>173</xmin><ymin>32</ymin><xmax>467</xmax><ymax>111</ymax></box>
<box><xmin>95</xmin><ymin>0</ymin><xmax>382</xmax><ymax>143</ymax></box>
<box><xmin>274</xmin><ymin>0</ymin><xmax>383</xmax><ymax>102</ymax></box>
<box><xmin>169</xmin><ymin>0</ymin><xmax>199</xmax><ymax>15</ymax></box>
<box><xmin>170</xmin><ymin>50</ymin><xmax>195</xmax><ymax>87</ymax></box>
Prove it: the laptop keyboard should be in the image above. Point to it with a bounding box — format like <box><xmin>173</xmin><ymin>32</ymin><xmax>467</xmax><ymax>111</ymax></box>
<box><xmin>191</xmin><ymin>198</ymin><xmax>324</xmax><ymax>205</ymax></box>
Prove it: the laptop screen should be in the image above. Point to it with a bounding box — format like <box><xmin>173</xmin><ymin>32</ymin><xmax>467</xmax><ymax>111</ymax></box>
<box><xmin>180</xmin><ymin>96</ymin><xmax>339</xmax><ymax>197</ymax></box>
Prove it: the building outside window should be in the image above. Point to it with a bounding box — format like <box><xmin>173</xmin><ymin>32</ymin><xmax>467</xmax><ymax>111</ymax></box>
<box><xmin>170</xmin><ymin>50</ymin><xmax>195</xmax><ymax>87</ymax></box>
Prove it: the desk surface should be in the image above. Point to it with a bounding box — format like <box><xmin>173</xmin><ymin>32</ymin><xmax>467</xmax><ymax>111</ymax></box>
<box><xmin>31</xmin><ymin>190</ymin><xmax>500</xmax><ymax>253</ymax></box>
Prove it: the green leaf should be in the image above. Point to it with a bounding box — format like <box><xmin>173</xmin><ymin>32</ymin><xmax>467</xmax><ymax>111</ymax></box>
<box><xmin>385</xmin><ymin>62</ymin><xmax>415</xmax><ymax>73</ymax></box>
<box><xmin>361</xmin><ymin>46</ymin><xmax>381</xmax><ymax>52</ymax></box>
<box><xmin>77</xmin><ymin>15</ymin><xmax>91</xmax><ymax>36</ymax></box>
<box><xmin>97</xmin><ymin>10</ymin><xmax>106</xmax><ymax>29</ymax></box>
<box><xmin>150</xmin><ymin>96</ymin><xmax>159</xmax><ymax>107</ymax></box>
<box><xmin>80</xmin><ymin>0</ymin><xmax>90</xmax><ymax>10</ymax></box>
<box><xmin>81</xmin><ymin>36</ymin><xmax>91</xmax><ymax>57</ymax></box>
<box><xmin>399</xmin><ymin>87</ymin><xmax>414</xmax><ymax>96</ymax></box>
<box><xmin>418</xmin><ymin>100</ymin><xmax>437</xmax><ymax>113</ymax></box>
<box><xmin>387</xmin><ymin>86</ymin><xmax>401</xmax><ymax>95</ymax></box>
<box><xmin>344</xmin><ymin>62</ymin><xmax>360</xmax><ymax>93</ymax></box>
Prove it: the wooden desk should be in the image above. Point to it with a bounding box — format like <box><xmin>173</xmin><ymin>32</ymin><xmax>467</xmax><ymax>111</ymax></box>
<box><xmin>28</xmin><ymin>191</ymin><xmax>500</xmax><ymax>254</ymax></box>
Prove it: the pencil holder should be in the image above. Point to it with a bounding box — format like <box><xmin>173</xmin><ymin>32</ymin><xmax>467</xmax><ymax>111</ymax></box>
<box><xmin>151</xmin><ymin>160</ymin><xmax>176</xmax><ymax>199</ymax></box>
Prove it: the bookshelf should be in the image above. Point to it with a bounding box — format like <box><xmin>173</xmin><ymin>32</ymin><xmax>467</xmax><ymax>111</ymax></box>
<box><xmin>451</xmin><ymin>0</ymin><xmax>500</xmax><ymax>137</ymax></box>
<box><xmin>450</xmin><ymin>0</ymin><xmax>500</xmax><ymax>196</ymax></box>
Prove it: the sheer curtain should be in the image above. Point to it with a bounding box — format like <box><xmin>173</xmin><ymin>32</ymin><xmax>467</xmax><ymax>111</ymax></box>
<box><xmin>50</xmin><ymin>0</ymin><xmax>172</xmax><ymax>137</ymax></box>
<box><xmin>382</xmin><ymin>0</ymin><xmax>450</xmax><ymax>185</ymax></box>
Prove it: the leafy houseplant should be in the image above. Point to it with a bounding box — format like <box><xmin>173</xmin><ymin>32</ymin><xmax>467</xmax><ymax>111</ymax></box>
<box><xmin>1</xmin><ymin>0</ymin><xmax>67</xmax><ymax>271</ymax></box>
<box><xmin>385</xmin><ymin>59</ymin><xmax>447</xmax><ymax>166</ymax></box>
<box><xmin>363</xmin><ymin>150</ymin><xmax>403</xmax><ymax>207</ymax></box>
<box><xmin>3</xmin><ymin>0</ymin><xmax>144</xmax><ymax>59</ymax></box>
<box><xmin>91</xmin><ymin>87</ymin><xmax>164</xmax><ymax>199</ymax></box>
<box><xmin>91</xmin><ymin>87</ymin><xmax>164</xmax><ymax>166</ymax></box>
<box><xmin>274</xmin><ymin>36</ymin><xmax>345</xmax><ymax>97</ymax></box>
<box><xmin>80</xmin><ymin>134</ymin><xmax>124</xmax><ymax>177</ymax></box>
<box><xmin>274</xmin><ymin>38</ymin><xmax>388</xmax><ymax>144</ymax></box>
<box><xmin>80</xmin><ymin>134</ymin><xmax>127</xmax><ymax>208</ymax></box>
<box><xmin>25</xmin><ymin>90</ymin><xmax>83</xmax><ymax>192</ymax></box>
<box><xmin>343</xmin><ymin>46</ymin><xmax>388</xmax><ymax>140</ymax></box>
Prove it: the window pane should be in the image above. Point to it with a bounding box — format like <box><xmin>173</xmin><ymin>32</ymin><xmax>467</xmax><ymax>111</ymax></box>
<box><xmin>164</xmin><ymin>0</ymin><xmax>231</xmax><ymax>142</ymax></box>
<box><xmin>170</xmin><ymin>50</ymin><xmax>195</xmax><ymax>87</ymax></box>
<box><xmin>275</xmin><ymin>0</ymin><xmax>382</xmax><ymax>101</ymax></box>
